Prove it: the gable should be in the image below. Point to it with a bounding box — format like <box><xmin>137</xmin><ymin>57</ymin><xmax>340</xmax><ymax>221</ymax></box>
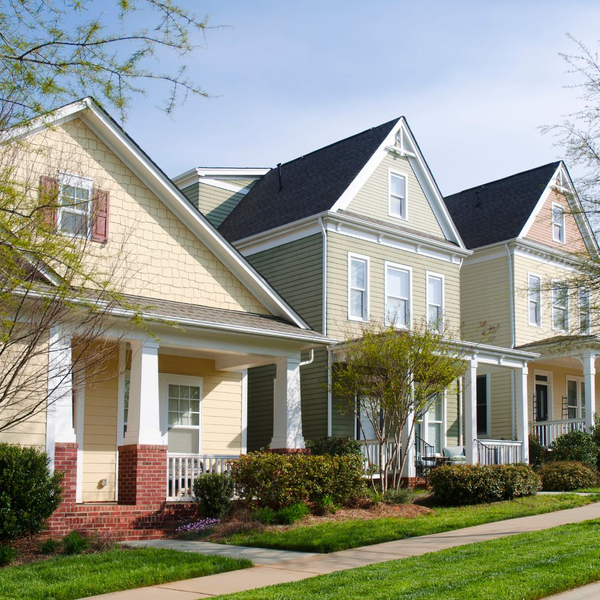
<box><xmin>28</xmin><ymin>118</ymin><xmax>270</xmax><ymax>315</ymax></box>
<box><xmin>345</xmin><ymin>151</ymin><xmax>445</xmax><ymax>239</ymax></box>
<box><xmin>524</xmin><ymin>188</ymin><xmax>587</xmax><ymax>253</ymax></box>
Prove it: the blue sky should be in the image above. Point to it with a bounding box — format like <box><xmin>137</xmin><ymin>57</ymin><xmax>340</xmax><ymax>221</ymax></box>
<box><xmin>124</xmin><ymin>1</ymin><xmax>600</xmax><ymax>195</ymax></box>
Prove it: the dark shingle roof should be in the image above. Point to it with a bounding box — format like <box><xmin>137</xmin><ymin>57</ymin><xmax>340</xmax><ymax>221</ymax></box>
<box><xmin>444</xmin><ymin>162</ymin><xmax>561</xmax><ymax>249</ymax></box>
<box><xmin>218</xmin><ymin>118</ymin><xmax>400</xmax><ymax>242</ymax></box>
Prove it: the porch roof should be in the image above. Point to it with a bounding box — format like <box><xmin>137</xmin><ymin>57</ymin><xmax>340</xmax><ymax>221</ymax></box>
<box><xmin>516</xmin><ymin>334</ymin><xmax>600</xmax><ymax>358</ymax></box>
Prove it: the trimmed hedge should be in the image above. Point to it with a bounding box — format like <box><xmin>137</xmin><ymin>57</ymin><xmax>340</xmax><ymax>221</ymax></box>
<box><xmin>230</xmin><ymin>452</ymin><xmax>366</xmax><ymax>509</ymax></box>
<box><xmin>550</xmin><ymin>430</ymin><xmax>599</xmax><ymax>467</ymax></box>
<box><xmin>0</xmin><ymin>444</ymin><xmax>63</xmax><ymax>542</ymax></box>
<box><xmin>193</xmin><ymin>473</ymin><xmax>234</xmax><ymax>518</ymax></box>
<box><xmin>539</xmin><ymin>461</ymin><xmax>598</xmax><ymax>491</ymax></box>
<box><xmin>305</xmin><ymin>436</ymin><xmax>362</xmax><ymax>457</ymax></box>
<box><xmin>429</xmin><ymin>463</ymin><xmax>540</xmax><ymax>506</ymax></box>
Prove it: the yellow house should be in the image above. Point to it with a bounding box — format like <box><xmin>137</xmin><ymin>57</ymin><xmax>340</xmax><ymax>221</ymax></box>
<box><xmin>0</xmin><ymin>98</ymin><xmax>331</xmax><ymax>538</ymax></box>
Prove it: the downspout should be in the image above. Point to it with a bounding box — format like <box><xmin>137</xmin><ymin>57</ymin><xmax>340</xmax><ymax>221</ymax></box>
<box><xmin>319</xmin><ymin>216</ymin><xmax>332</xmax><ymax>435</ymax></box>
<box><xmin>505</xmin><ymin>242</ymin><xmax>517</xmax><ymax>439</ymax></box>
<box><xmin>299</xmin><ymin>349</ymin><xmax>314</xmax><ymax>368</ymax></box>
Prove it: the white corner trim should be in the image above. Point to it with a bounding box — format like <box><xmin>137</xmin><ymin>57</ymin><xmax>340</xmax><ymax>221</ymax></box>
<box><xmin>240</xmin><ymin>369</ymin><xmax>248</xmax><ymax>454</ymax></box>
<box><xmin>74</xmin><ymin>369</ymin><xmax>85</xmax><ymax>503</ymax></box>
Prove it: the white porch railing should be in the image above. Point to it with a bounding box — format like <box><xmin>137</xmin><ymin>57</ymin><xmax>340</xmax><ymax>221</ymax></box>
<box><xmin>476</xmin><ymin>440</ymin><xmax>523</xmax><ymax>465</ymax></box>
<box><xmin>533</xmin><ymin>419</ymin><xmax>586</xmax><ymax>448</ymax></box>
<box><xmin>166</xmin><ymin>453</ymin><xmax>238</xmax><ymax>501</ymax></box>
<box><xmin>361</xmin><ymin>440</ymin><xmax>402</xmax><ymax>476</ymax></box>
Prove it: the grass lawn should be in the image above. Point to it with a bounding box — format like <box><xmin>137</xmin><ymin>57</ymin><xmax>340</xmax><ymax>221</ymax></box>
<box><xmin>576</xmin><ymin>487</ymin><xmax>600</xmax><ymax>493</ymax></box>
<box><xmin>222</xmin><ymin>494</ymin><xmax>597</xmax><ymax>553</ymax></box>
<box><xmin>0</xmin><ymin>547</ymin><xmax>251</xmax><ymax>600</ymax></box>
<box><xmin>220</xmin><ymin>519</ymin><xmax>600</xmax><ymax>600</ymax></box>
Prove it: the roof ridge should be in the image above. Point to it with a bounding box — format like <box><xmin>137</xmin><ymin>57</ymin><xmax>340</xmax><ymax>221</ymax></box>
<box><xmin>446</xmin><ymin>160</ymin><xmax>562</xmax><ymax>198</ymax></box>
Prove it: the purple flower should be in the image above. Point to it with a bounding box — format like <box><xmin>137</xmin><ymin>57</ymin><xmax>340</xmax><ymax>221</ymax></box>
<box><xmin>176</xmin><ymin>518</ymin><xmax>221</xmax><ymax>533</ymax></box>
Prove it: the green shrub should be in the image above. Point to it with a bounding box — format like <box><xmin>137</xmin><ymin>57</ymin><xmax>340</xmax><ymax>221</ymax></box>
<box><xmin>315</xmin><ymin>494</ymin><xmax>339</xmax><ymax>515</ymax></box>
<box><xmin>539</xmin><ymin>461</ymin><xmax>598</xmax><ymax>491</ymax></box>
<box><xmin>0</xmin><ymin>443</ymin><xmax>63</xmax><ymax>542</ymax></box>
<box><xmin>366</xmin><ymin>488</ymin><xmax>383</xmax><ymax>505</ymax></box>
<box><xmin>40</xmin><ymin>538</ymin><xmax>61</xmax><ymax>554</ymax></box>
<box><xmin>528</xmin><ymin>434</ymin><xmax>548</xmax><ymax>467</ymax></box>
<box><xmin>230</xmin><ymin>452</ymin><xmax>365</xmax><ymax>510</ymax></box>
<box><xmin>383</xmin><ymin>487</ymin><xmax>414</xmax><ymax>505</ymax></box>
<box><xmin>429</xmin><ymin>463</ymin><xmax>540</xmax><ymax>506</ymax></box>
<box><xmin>306</xmin><ymin>436</ymin><xmax>362</xmax><ymax>457</ymax></box>
<box><xmin>0</xmin><ymin>546</ymin><xmax>17</xmax><ymax>567</ymax></box>
<box><xmin>550</xmin><ymin>430</ymin><xmax>599</xmax><ymax>467</ymax></box>
<box><xmin>193</xmin><ymin>473</ymin><xmax>234</xmax><ymax>518</ymax></box>
<box><xmin>275</xmin><ymin>503</ymin><xmax>310</xmax><ymax>525</ymax></box>
<box><xmin>62</xmin><ymin>531</ymin><xmax>89</xmax><ymax>555</ymax></box>
<box><xmin>590</xmin><ymin>415</ymin><xmax>600</xmax><ymax>470</ymax></box>
<box><xmin>253</xmin><ymin>507</ymin><xmax>277</xmax><ymax>525</ymax></box>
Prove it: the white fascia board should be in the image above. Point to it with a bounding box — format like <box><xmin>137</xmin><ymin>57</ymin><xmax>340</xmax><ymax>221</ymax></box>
<box><xmin>172</xmin><ymin>168</ymin><xmax>269</xmax><ymax>189</ymax></box>
<box><xmin>330</xmin><ymin>118</ymin><xmax>466</xmax><ymax>250</ymax></box>
<box><xmin>519</xmin><ymin>164</ymin><xmax>562</xmax><ymax>239</ymax></box>
<box><xmin>67</xmin><ymin>100</ymin><xmax>310</xmax><ymax>329</ymax></box>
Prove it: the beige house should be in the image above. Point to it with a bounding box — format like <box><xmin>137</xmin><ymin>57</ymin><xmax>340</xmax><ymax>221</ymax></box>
<box><xmin>0</xmin><ymin>98</ymin><xmax>330</xmax><ymax>537</ymax></box>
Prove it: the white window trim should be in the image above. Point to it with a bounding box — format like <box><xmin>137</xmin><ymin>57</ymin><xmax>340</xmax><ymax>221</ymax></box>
<box><xmin>578</xmin><ymin>289</ymin><xmax>591</xmax><ymax>334</ymax></box>
<box><xmin>57</xmin><ymin>172</ymin><xmax>93</xmax><ymax>239</ymax></box>
<box><xmin>388</xmin><ymin>168</ymin><xmax>409</xmax><ymax>221</ymax></box>
<box><xmin>385</xmin><ymin>261</ymin><xmax>412</xmax><ymax>329</ymax></box>
<box><xmin>534</xmin><ymin>369</ymin><xmax>554</xmax><ymax>422</ymax></box>
<box><xmin>551</xmin><ymin>279</ymin><xmax>569</xmax><ymax>332</ymax></box>
<box><xmin>426</xmin><ymin>271</ymin><xmax>445</xmax><ymax>332</ymax></box>
<box><xmin>527</xmin><ymin>272</ymin><xmax>543</xmax><ymax>328</ymax></box>
<box><xmin>159</xmin><ymin>374</ymin><xmax>203</xmax><ymax>453</ymax></box>
<box><xmin>347</xmin><ymin>253</ymin><xmax>370</xmax><ymax>322</ymax></box>
<box><xmin>476</xmin><ymin>374</ymin><xmax>491</xmax><ymax>438</ymax></box>
<box><xmin>423</xmin><ymin>391</ymin><xmax>446</xmax><ymax>454</ymax></box>
<box><xmin>566</xmin><ymin>375</ymin><xmax>585</xmax><ymax>420</ymax></box>
<box><xmin>551</xmin><ymin>202</ymin><xmax>566</xmax><ymax>244</ymax></box>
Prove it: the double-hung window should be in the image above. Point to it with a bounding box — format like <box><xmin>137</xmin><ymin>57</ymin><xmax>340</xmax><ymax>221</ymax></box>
<box><xmin>348</xmin><ymin>255</ymin><xmax>369</xmax><ymax>321</ymax></box>
<box><xmin>552</xmin><ymin>204</ymin><xmax>566</xmax><ymax>243</ymax></box>
<box><xmin>386</xmin><ymin>263</ymin><xmax>410</xmax><ymax>328</ymax></box>
<box><xmin>389</xmin><ymin>171</ymin><xmax>407</xmax><ymax>219</ymax></box>
<box><xmin>528</xmin><ymin>274</ymin><xmax>542</xmax><ymax>327</ymax></box>
<box><xmin>427</xmin><ymin>274</ymin><xmax>444</xmax><ymax>331</ymax></box>
<box><xmin>551</xmin><ymin>282</ymin><xmax>569</xmax><ymax>331</ymax></box>
<box><xmin>579</xmin><ymin>289</ymin><xmax>591</xmax><ymax>334</ymax></box>
<box><xmin>58</xmin><ymin>173</ymin><xmax>93</xmax><ymax>237</ymax></box>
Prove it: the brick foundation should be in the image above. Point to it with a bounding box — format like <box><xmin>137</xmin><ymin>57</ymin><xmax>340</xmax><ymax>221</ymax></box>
<box><xmin>46</xmin><ymin>443</ymin><xmax>190</xmax><ymax>540</ymax></box>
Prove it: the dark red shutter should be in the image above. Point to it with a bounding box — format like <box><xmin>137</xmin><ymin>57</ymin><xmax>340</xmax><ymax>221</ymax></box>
<box><xmin>91</xmin><ymin>189</ymin><xmax>109</xmax><ymax>243</ymax></box>
<box><xmin>39</xmin><ymin>176</ymin><xmax>58</xmax><ymax>231</ymax></box>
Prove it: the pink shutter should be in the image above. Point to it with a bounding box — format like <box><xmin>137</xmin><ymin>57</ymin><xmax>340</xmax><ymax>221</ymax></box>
<box><xmin>39</xmin><ymin>176</ymin><xmax>58</xmax><ymax>231</ymax></box>
<box><xmin>91</xmin><ymin>189</ymin><xmax>109</xmax><ymax>243</ymax></box>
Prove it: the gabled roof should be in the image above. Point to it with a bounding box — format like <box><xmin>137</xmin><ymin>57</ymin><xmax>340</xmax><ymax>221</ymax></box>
<box><xmin>16</xmin><ymin>98</ymin><xmax>317</xmax><ymax>333</ymax></box>
<box><xmin>444</xmin><ymin>162</ymin><xmax>561</xmax><ymax>249</ymax></box>
<box><xmin>218</xmin><ymin>119</ymin><xmax>400</xmax><ymax>242</ymax></box>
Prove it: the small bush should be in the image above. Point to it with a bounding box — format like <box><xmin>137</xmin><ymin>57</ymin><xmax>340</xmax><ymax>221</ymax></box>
<box><xmin>539</xmin><ymin>461</ymin><xmax>598</xmax><ymax>491</ymax></box>
<box><xmin>230</xmin><ymin>452</ymin><xmax>365</xmax><ymax>510</ymax></box>
<box><xmin>62</xmin><ymin>531</ymin><xmax>89</xmax><ymax>555</ymax></box>
<box><xmin>430</xmin><ymin>463</ymin><xmax>540</xmax><ymax>506</ymax></box>
<box><xmin>0</xmin><ymin>444</ymin><xmax>63</xmax><ymax>542</ymax></box>
<box><xmin>383</xmin><ymin>487</ymin><xmax>414</xmax><ymax>505</ymax></box>
<box><xmin>550</xmin><ymin>430</ymin><xmax>599</xmax><ymax>467</ymax></box>
<box><xmin>253</xmin><ymin>507</ymin><xmax>277</xmax><ymax>525</ymax></box>
<box><xmin>275</xmin><ymin>503</ymin><xmax>310</xmax><ymax>525</ymax></box>
<box><xmin>366</xmin><ymin>488</ymin><xmax>383</xmax><ymax>505</ymax></box>
<box><xmin>314</xmin><ymin>494</ymin><xmax>339</xmax><ymax>515</ymax></box>
<box><xmin>0</xmin><ymin>546</ymin><xmax>17</xmax><ymax>567</ymax></box>
<box><xmin>306</xmin><ymin>436</ymin><xmax>362</xmax><ymax>457</ymax></box>
<box><xmin>40</xmin><ymin>538</ymin><xmax>61</xmax><ymax>554</ymax></box>
<box><xmin>528</xmin><ymin>434</ymin><xmax>548</xmax><ymax>467</ymax></box>
<box><xmin>193</xmin><ymin>473</ymin><xmax>234</xmax><ymax>518</ymax></box>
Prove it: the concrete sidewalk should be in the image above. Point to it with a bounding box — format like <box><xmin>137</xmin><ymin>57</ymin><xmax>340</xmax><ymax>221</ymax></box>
<box><xmin>84</xmin><ymin>502</ymin><xmax>600</xmax><ymax>599</ymax></box>
<box><xmin>546</xmin><ymin>582</ymin><xmax>600</xmax><ymax>599</ymax></box>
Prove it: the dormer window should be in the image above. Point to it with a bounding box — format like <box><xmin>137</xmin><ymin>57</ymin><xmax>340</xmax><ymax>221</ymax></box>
<box><xmin>552</xmin><ymin>203</ymin><xmax>565</xmax><ymax>244</ymax></box>
<box><xmin>389</xmin><ymin>171</ymin><xmax>407</xmax><ymax>219</ymax></box>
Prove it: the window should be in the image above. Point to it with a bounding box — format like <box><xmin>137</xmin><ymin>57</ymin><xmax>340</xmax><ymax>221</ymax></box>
<box><xmin>386</xmin><ymin>263</ymin><xmax>410</xmax><ymax>327</ymax></box>
<box><xmin>164</xmin><ymin>377</ymin><xmax>203</xmax><ymax>454</ymax></box>
<box><xmin>528</xmin><ymin>274</ymin><xmax>542</xmax><ymax>327</ymax></box>
<box><xmin>579</xmin><ymin>289</ymin><xmax>591</xmax><ymax>334</ymax></box>
<box><xmin>551</xmin><ymin>282</ymin><xmax>569</xmax><ymax>331</ymax></box>
<box><xmin>427</xmin><ymin>274</ymin><xmax>444</xmax><ymax>331</ymax></box>
<box><xmin>427</xmin><ymin>394</ymin><xmax>444</xmax><ymax>454</ymax></box>
<box><xmin>58</xmin><ymin>173</ymin><xmax>93</xmax><ymax>237</ymax></box>
<box><xmin>168</xmin><ymin>384</ymin><xmax>201</xmax><ymax>427</ymax></box>
<box><xmin>389</xmin><ymin>171</ymin><xmax>407</xmax><ymax>219</ymax></box>
<box><xmin>348</xmin><ymin>255</ymin><xmax>369</xmax><ymax>321</ymax></box>
<box><xmin>476</xmin><ymin>375</ymin><xmax>489</xmax><ymax>436</ymax></box>
<box><xmin>552</xmin><ymin>203</ymin><xmax>566</xmax><ymax>243</ymax></box>
<box><xmin>566</xmin><ymin>378</ymin><xmax>585</xmax><ymax>420</ymax></box>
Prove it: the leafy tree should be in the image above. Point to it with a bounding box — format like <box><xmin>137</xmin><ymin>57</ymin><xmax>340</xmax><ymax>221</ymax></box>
<box><xmin>330</xmin><ymin>321</ymin><xmax>469</xmax><ymax>491</ymax></box>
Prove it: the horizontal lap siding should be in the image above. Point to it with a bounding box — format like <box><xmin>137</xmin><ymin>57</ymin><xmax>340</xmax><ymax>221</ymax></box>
<box><xmin>247</xmin><ymin>365</ymin><xmax>275</xmax><ymax>451</ymax></box>
<box><xmin>461</xmin><ymin>255</ymin><xmax>511</xmax><ymax>347</ymax></box>
<box><xmin>347</xmin><ymin>153</ymin><xmax>444</xmax><ymax>238</ymax></box>
<box><xmin>489</xmin><ymin>371</ymin><xmax>513</xmax><ymax>440</ymax></box>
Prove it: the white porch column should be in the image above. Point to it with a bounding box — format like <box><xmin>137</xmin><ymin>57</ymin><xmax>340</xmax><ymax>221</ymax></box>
<box><xmin>583</xmin><ymin>352</ymin><xmax>596</xmax><ymax>432</ymax></box>
<box><xmin>270</xmin><ymin>356</ymin><xmax>305</xmax><ymax>450</ymax></box>
<box><xmin>122</xmin><ymin>339</ymin><xmax>162</xmax><ymax>446</ymax></box>
<box><xmin>402</xmin><ymin>409</ymin><xmax>416</xmax><ymax>479</ymax></box>
<box><xmin>515</xmin><ymin>365</ymin><xmax>529</xmax><ymax>464</ymax></box>
<box><xmin>464</xmin><ymin>357</ymin><xmax>478</xmax><ymax>464</ymax></box>
<box><xmin>46</xmin><ymin>326</ymin><xmax>76</xmax><ymax>470</ymax></box>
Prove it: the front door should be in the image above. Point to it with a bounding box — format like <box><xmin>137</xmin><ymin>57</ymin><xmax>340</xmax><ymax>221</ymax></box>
<box><xmin>535</xmin><ymin>383</ymin><xmax>549</xmax><ymax>422</ymax></box>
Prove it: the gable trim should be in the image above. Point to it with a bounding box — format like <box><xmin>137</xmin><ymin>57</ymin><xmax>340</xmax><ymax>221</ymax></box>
<box><xmin>330</xmin><ymin>118</ymin><xmax>466</xmax><ymax>249</ymax></box>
